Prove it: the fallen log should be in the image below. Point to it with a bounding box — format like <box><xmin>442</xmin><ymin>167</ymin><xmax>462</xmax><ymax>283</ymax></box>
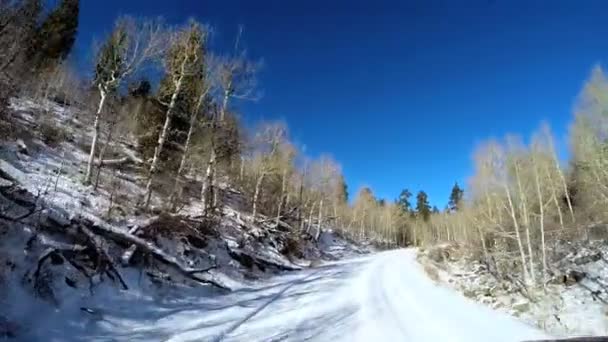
<box><xmin>94</xmin><ymin>155</ymin><xmax>144</xmax><ymax>167</ymax></box>
<box><xmin>80</xmin><ymin>213</ymin><xmax>228</xmax><ymax>290</ymax></box>
<box><xmin>121</xmin><ymin>214</ymin><xmax>187</xmax><ymax>266</ymax></box>
<box><xmin>78</xmin><ymin>224</ymin><xmax>129</xmax><ymax>290</ymax></box>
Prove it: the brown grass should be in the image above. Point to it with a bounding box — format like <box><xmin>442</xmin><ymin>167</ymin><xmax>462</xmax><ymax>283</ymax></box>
<box><xmin>422</xmin><ymin>263</ymin><xmax>441</xmax><ymax>283</ymax></box>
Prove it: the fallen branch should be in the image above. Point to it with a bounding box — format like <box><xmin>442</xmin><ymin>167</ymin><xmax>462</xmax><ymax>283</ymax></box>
<box><xmin>80</xmin><ymin>213</ymin><xmax>228</xmax><ymax>290</ymax></box>
<box><xmin>94</xmin><ymin>155</ymin><xmax>144</xmax><ymax>167</ymax></box>
<box><xmin>78</xmin><ymin>224</ymin><xmax>129</xmax><ymax>290</ymax></box>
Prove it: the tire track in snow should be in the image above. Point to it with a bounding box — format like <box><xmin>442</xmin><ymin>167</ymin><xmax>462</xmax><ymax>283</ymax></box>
<box><xmin>211</xmin><ymin>269</ymin><xmax>325</xmax><ymax>342</ymax></box>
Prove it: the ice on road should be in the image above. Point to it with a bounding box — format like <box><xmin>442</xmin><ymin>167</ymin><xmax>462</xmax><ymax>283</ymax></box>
<box><xmin>57</xmin><ymin>249</ymin><xmax>550</xmax><ymax>342</ymax></box>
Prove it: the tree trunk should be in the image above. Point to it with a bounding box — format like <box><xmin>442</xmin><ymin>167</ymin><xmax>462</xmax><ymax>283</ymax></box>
<box><xmin>297</xmin><ymin>173</ymin><xmax>305</xmax><ymax>223</ymax></box>
<box><xmin>503</xmin><ymin>183</ymin><xmax>532</xmax><ymax>285</ymax></box>
<box><xmin>84</xmin><ymin>86</ymin><xmax>107</xmax><ymax>185</ymax></box>
<box><xmin>533</xmin><ymin>159</ymin><xmax>547</xmax><ymax>286</ymax></box>
<box><xmin>170</xmin><ymin>96</ymin><xmax>203</xmax><ymax>209</ymax></box>
<box><xmin>201</xmin><ymin>149</ymin><xmax>216</xmax><ymax>215</ymax></box>
<box><xmin>239</xmin><ymin>156</ymin><xmax>244</xmax><ymax>182</ymax></box>
<box><xmin>514</xmin><ymin>161</ymin><xmax>535</xmax><ymax>283</ymax></box>
<box><xmin>219</xmin><ymin>88</ymin><xmax>230</xmax><ymax>121</ymax></box>
<box><xmin>446</xmin><ymin>222</ymin><xmax>451</xmax><ymax>241</ymax></box>
<box><xmin>315</xmin><ymin>199</ymin><xmax>324</xmax><ymax>240</ymax></box>
<box><xmin>252</xmin><ymin>171</ymin><xmax>265</xmax><ymax>220</ymax></box>
<box><xmin>545</xmin><ymin>165</ymin><xmax>564</xmax><ymax>229</ymax></box>
<box><xmin>94</xmin><ymin>113</ymin><xmax>118</xmax><ymax>191</ymax></box>
<box><xmin>276</xmin><ymin>167</ymin><xmax>287</xmax><ymax>227</ymax></box>
<box><xmin>307</xmin><ymin>201</ymin><xmax>316</xmax><ymax>233</ymax></box>
<box><xmin>477</xmin><ymin>226</ymin><xmax>489</xmax><ymax>262</ymax></box>
<box><xmin>143</xmin><ymin>62</ymin><xmax>187</xmax><ymax>208</ymax></box>
<box><xmin>549</xmin><ymin>138</ymin><xmax>575</xmax><ymax>222</ymax></box>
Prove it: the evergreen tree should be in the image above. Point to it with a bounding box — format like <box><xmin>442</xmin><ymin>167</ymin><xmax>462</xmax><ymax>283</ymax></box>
<box><xmin>337</xmin><ymin>175</ymin><xmax>349</xmax><ymax>203</ymax></box>
<box><xmin>0</xmin><ymin>0</ymin><xmax>42</xmax><ymax>105</ymax></box>
<box><xmin>153</xmin><ymin>21</ymin><xmax>205</xmax><ymax>168</ymax></box>
<box><xmin>432</xmin><ymin>205</ymin><xmax>440</xmax><ymax>214</ymax></box>
<box><xmin>29</xmin><ymin>0</ymin><xmax>79</xmax><ymax>70</ymax></box>
<box><xmin>396</xmin><ymin>188</ymin><xmax>412</xmax><ymax>213</ymax></box>
<box><xmin>415</xmin><ymin>190</ymin><xmax>431</xmax><ymax>222</ymax></box>
<box><xmin>448</xmin><ymin>182</ymin><xmax>464</xmax><ymax>212</ymax></box>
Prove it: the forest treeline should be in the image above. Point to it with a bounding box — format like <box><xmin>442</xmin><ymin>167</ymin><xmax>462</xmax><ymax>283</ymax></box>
<box><xmin>0</xmin><ymin>0</ymin><xmax>400</xmax><ymax>246</ymax></box>
<box><xmin>2</xmin><ymin>0</ymin><xmax>608</xmax><ymax>290</ymax></box>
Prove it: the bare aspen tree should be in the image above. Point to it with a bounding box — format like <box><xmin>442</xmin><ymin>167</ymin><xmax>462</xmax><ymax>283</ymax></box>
<box><xmin>169</xmin><ymin>28</ymin><xmax>212</xmax><ymax>209</ymax></box>
<box><xmin>214</xmin><ymin>27</ymin><xmax>261</xmax><ymax>122</ymax></box>
<box><xmin>310</xmin><ymin>156</ymin><xmax>340</xmax><ymax>240</ymax></box>
<box><xmin>143</xmin><ymin>22</ymin><xmax>204</xmax><ymax>207</ymax></box>
<box><xmin>542</xmin><ymin>123</ymin><xmax>574</xmax><ymax>222</ymax></box>
<box><xmin>531</xmin><ymin>135</ymin><xmax>548</xmax><ymax>285</ymax></box>
<box><xmin>197</xmin><ymin>29</ymin><xmax>261</xmax><ymax>212</ymax></box>
<box><xmin>483</xmin><ymin>142</ymin><xmax>531</xmax><ymax>283</ymax></box>
<box><xmin>507</xmin><ymin>136</ymin><xmax>535</xmax><ymax>283</ymax></box>
<box><xmin>534</xmin><ymin>131</ymin><xmax>566</xmax><ymax>230</ymax></box>
<box><xmin>201</xmin><ymin>140</ymin><xmax>217</xmax><ymax>214</ymax></box>
<box><xmin>85</xmin><ymin>17</ymin><xmax>165</xmax><ymax>184</ymax></box>
<box><xmin>275</xmin><ymin>142</ymin><xmax>296</xmax><ymax>226</ymax></box>
<box><xmin>248</xmin><ymin>122</ymin><xmax>286</xmax><ymax>219</ymax></box>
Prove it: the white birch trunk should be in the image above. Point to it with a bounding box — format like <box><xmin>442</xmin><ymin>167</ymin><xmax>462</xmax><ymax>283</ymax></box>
<box><xmin>315</xmin><ymin>199</ymin><xmax>324</xmax><ymax>240</ymax></box>
<box><xmin>307</xmin><ymin>202</ymin><xmax>317</xmax><ymax>233</ymax></box>
<box><xmin>504</xmin><ymin>183</ymin><xmax>531</xmax><ymax>284</ymax></box>
<box><xmin>170</xmin><ymin>95</ymin><xmax>203</xmax><ymax>208</ymax></box>
<box><xmin>533</xmin><ymin>159</ymin><xmax>547</xmax><ymax>286</ymax></box>
<box><xmin>143</xmin><ymin>58</ymin><xmax>188</xmax><ymax>208</ymax></box>
<box><xmin>219</xmin><ymin>88</ymin><xmax>230</xmax><ymax>121</ymax></box>
<box><xmin>84</xmin><ymin>86</ymin><xmax>107</xmax><ymax>184</ymax></box>
<box><xmin>549</xmin><ymin>138</ymin><xmax>575</xmax><ymax>222</ymax></box>
<box><xmin>251</xmin><ymin>172</ymin><xmax>265</xmax><ymax>220</ymax></box>
<box><xmin>514</xmin><ymin>162</ymin><xmax>535</xmax><ymax>282</ymax></box>
<box><xmin>201</xmin><ymin>149</ymin><xmax>216</xmax><ymax>214</ymax></box>
<box><xmin>276</xmin><ymin>168</ymin><xmax>287</xmax><ymax>227</ymax></box>
<box><xmin>546</xmin><ymin>165</ymin><xmax>565</xmax><ymax>229</ymax></box>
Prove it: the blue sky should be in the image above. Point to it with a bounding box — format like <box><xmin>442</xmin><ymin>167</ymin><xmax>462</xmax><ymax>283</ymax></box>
<box><xmin>75</xmin><ymin>0</ymin><xmax>608</xmax><ymax>207</ymax></box>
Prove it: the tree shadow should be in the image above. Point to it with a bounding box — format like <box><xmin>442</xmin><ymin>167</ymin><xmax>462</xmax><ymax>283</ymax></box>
<box><xmin>34</xmin><ymin>258</ymin><xmax>365</xmax><ymax>341</ymax></box>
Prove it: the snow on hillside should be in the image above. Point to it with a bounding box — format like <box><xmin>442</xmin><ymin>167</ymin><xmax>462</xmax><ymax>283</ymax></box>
<box><xmin>0</xmin><ymin>98</ymin><xmax>369</xmax><ymax>339</ymax></box>
<box><xmin>418</xmin><ymin>241</ymin><xmax>608</xmax><ymax>338</ymax></box>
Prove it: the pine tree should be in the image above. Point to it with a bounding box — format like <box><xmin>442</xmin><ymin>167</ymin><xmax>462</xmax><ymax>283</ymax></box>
<box><xmin>336</xmin><ymin>175</ymin><xmax>349</xmax><ymax>203</ymax></box>
<box><xmin>415</xmin><ymin>190</ymin><xmax>431</xmax><ymax>222</ymax></box>
<box><xmin>143</xmin><ymin>21</ymin><xmax>205</xmax><ymax>207</ymax></box>
<box><xmin>432</xmin><ymin>205</ymin><xmax>440</xmax><ymax>214</ymax></box>
<box><xmin>0</xmin><ymin>0</ymin><xmax>42</xmax><ymax>105</ymax></box>
<box><xmin>396</xmin><ymin>188</ymin><xmax>412</xmax><ymax>213</ymax></box>
<box><xmin>29</xmin><ymin>0</ymin><xmax>79</xmax><ymax>70</ymax></box>
<box><xmin>448</xmin><ymin>182</ymin><xmax>464</xmax><ymax>212</ymax></box>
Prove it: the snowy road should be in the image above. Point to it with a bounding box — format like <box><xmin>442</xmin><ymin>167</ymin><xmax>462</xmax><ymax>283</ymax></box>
<box><xmin>51</xmin><ymin>249</ymin><xmax>550</xmax><ymax>342</ymax></box>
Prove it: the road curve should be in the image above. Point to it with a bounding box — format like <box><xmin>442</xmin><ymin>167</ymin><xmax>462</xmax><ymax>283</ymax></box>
<box><xmin>165</xmin><ymin>249</ymin><xmax>549</xmax><ymax>342</ymax></box>
<box><xmin>54</xmin><ymin>249</ymin><xmax>550</xmax><ymax>341</ymax></box>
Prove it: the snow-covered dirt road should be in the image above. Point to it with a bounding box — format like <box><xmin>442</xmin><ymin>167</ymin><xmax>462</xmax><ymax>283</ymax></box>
<box><xmin>41</xmin><ymin>249</ymin><xmax>550</xmax><ymax>342</ymax></box>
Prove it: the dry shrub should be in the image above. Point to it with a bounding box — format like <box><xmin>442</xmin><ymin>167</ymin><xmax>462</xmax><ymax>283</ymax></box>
<box><xmin>141</xmin><ymin>213</ymin><xmax>219</xmax><ymax>244</ymax></box>
<box><xmin>38</xmin><ymin>118</ymin><xmax>69</xmax><ymax>147</ymax></box>
<box><xmin>426</xmin><ymin>245</ymin><xmax>451</xmax><ymax>264</ymax></box>
<box><xmin>281</xmin><ymin>234</ymin><xmax>304</xmax><ymax>259</ymax></box>
<box><xmin>423</xmin><ymin>263</ymin><xmax>440</xmax><ymax>283</ymax></box>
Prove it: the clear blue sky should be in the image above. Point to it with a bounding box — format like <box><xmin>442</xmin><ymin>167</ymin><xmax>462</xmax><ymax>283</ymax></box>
<box><xmin>75</xmin><ymin>0</ymin><xmax>608</xmax><ymax>207</ymax></box>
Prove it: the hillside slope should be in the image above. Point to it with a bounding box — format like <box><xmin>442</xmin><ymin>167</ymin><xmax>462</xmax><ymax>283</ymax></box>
<box><xmin>0</xmin><ymin>98</ymin><xmax>368</xmax><ymax>339</ymax></box>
